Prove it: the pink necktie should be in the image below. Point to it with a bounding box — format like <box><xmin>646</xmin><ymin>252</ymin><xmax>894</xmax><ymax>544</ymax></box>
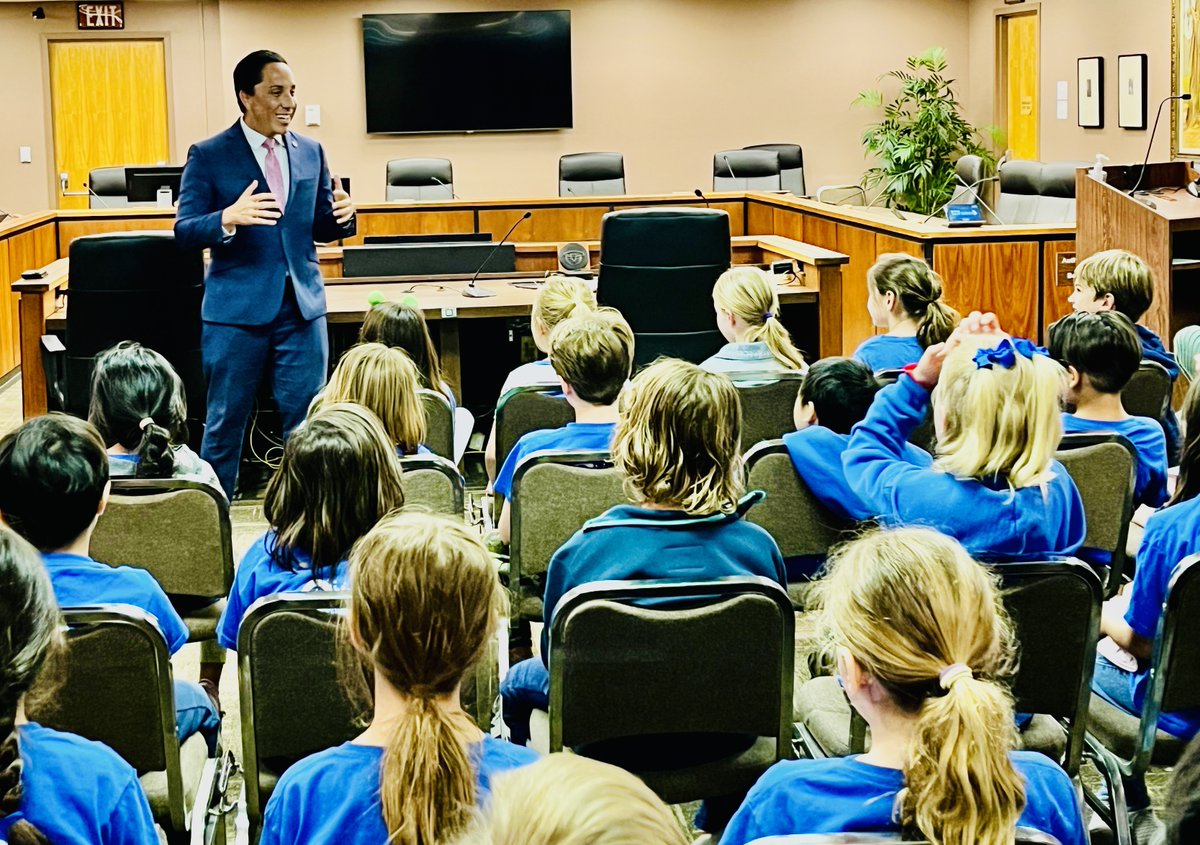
<box><xmin>262</xmin><ymin>138</ymin><xmax>286</xmax><ymax>213</ymax></box>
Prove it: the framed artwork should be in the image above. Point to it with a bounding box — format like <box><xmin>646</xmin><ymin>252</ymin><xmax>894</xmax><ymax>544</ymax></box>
<box><xmin>1118</xmin><ymin>54</ymin><xmax>1148</xmax><ymax>129</ymax></box>
<box><xmin>1078</xmin><ymin>57</ymin><xmax>1105</xmax><ymax>128</ymax></box>
<box><xmin>1174</xmin><ymin>0</ymin><xmax>1200</xmax><ymax>155</ymax></box>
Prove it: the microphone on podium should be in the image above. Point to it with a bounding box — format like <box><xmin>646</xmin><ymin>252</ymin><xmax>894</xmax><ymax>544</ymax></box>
<box><xmin>1131</xmin><ymin>93</ymin><xmax>1192</xmax><ymax>197</ymax></box>
<box><xmin>430</xmin><ymin>176</ymin><xmax>459</xmax><ymax>200</ymax></box>
<box><xmin>721</xmin><ymin>155</ymin><xmax>737</xmax><ymax>182</ymax></box>
<box><xmin>693</xmin><ymin>188</ymin><xmax>710</xmax><ymax>208</ymax></box>
<box><xmin>463</xmin><ymin>211</ymin><xmax>531</xmax><ymax>299</ymax></box>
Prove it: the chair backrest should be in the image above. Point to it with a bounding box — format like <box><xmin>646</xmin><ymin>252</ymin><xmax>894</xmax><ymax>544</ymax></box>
<box><xmin>874</xmin><ymin>370</ymin><xmax>936</xmax><ymax>452</ymax></box>
<box><xmin>418</xmin><ymin>388</ymin><xmax>454</xmax><ymax>459</ymax></box>
<box><xmin>744</xmin><ymin>144</ymin><xmax>805</xmax><ymax>195</ymax></box>
<box><xmin>548</xmin><ymin>577</ymin><xmax>794</xmax><ymax>759</ymax></box>
<box><xmin>1123</xmin><ymin>360</ymin><xmax>1173</xmax><ymax>420</ymax></box>
<box><xmin>1055</xmin><ymin>433</ymin><xmax>1136</xmax><ymax>594</ymax></box>
<box><xmin>949</xmin><ymin>154</ymin><xmax>988</xmax><ymax>205</ymax></box>
<box><xmin>398</xmin><ymin>455</ymin><xmax>465</xmax><ymax>517</ymax></box>
<box><xmin>64</xmin><ymin>232</ymin><xmax>205</xmax><ymax>421</ymax></box>
<box><xmin>815</xmin><ymin>184</ymin><xmax>867</xmax><ymax>206</ymax></box>
<box><xmin>88</xmin><ymin>166</ymin><xmax>158</xmax><ymax>209</ymax></box>
<box><xmin>734</xmin><ymin>372</ymin><xmax>806</xmax><ymax>449</ymax></box>
<box><xmin>559</xmin><ymin>152</ymin><xmax>626</xmax><ymax>196</ymax></box>
<box><xmin>713</xmin><ymin>149</ymin><xmax>782</xmax><ymax>191</ymax></box>
<box><xmin>385</xmin><ymin>157</ymin><xmax>454</xmax><ymax>201</ymax></box>
<box><xmin>997</xmin><ymin>160</ymin><xmax>1086</xmax><ymax>224</ymax></box>
<box><xmin>742</xmin><ymin>441</ymin><xmax>850</xmax><ymax>559</ymax></box>
<box><xmin>597</xmin><ymin>207</ymin><xmax>730</xmax><ymax>368</ymax></box>
<box><xmin>495</xmin><ymin>387</ymin><xmax>576</xmax><ymax>475</ymax></box>
<box><xmin>91</xmin><ymin>478</ymin><xmax>233</xmax><ymax>598</ymax></box>
<box><xmin>994</xmin><ymin>560</ymin><xmax>1102</xmax><ymax>775</ymax></box>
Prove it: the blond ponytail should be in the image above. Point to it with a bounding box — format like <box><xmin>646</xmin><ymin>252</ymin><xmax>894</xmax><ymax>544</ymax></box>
<box><xmin>712</xmin><ymin>267</ymin><xmax>807</xmax><ymax>370</ymax></box>
<box><xmin>533</xmin><ymin>275</ymin><xmax>597</xmax><ymax>335</ymax></box>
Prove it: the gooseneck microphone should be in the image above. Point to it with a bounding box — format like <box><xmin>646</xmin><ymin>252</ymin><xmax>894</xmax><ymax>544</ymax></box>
<box><xmin>430</xmin><ymin>176</ymin><xmax>459</xmax><ymax>200</ymax></box>
<box><xmin>463</xmin><ymin>211</ymin><xmax>531</xmax><ymax>299</ymax></box>
<box><xmin>722</xmin><ymin>155</ymin><xmax>737</xmax><ymax>181</ymax></box>
<box><xmin>1131</xmin><ymin>93</ymin><xmax>1192</xmax><ymax>197</ymax></box>
<box><xmin>921</xmin><ymin>175</ymin><xmax>1002</xmax><ymax>224</ymax></box>
<box><xmin>693</xmin><ymin>188</ymin><xmax>710</xmax><ymax>208</ymax></box>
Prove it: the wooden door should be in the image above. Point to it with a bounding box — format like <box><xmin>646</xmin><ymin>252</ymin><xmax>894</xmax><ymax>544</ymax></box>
<box><xmin>999</xmin><ymin>11</ymin><xmax>1039</xmax><ymax>161</ymax></box>
<box><xmin>48</xmin><ymin>40</ymin><xmax>170</xmax><ymax>209</ymax></box>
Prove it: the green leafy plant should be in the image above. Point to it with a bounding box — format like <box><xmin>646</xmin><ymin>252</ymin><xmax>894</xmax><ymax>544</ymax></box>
<box><xmin>854</xmin><ymin>47</ymin><xmax>1001</xmax><ymax>215</ymax></box>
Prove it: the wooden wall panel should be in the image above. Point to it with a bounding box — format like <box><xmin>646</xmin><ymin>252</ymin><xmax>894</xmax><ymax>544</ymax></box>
<box><xmin>0</xmin><ymin>240</ymin><xmax>12</xmax><ymax>374</ymax></box>
<box><xmin>804</xmin><ymin>216</ymin><xmax>838</xmax><ymax>251</ymax></box>
<box><xmin>344</xmin><ymin>210</ymin><xmax>476</xmax><ymax>246</ymax></box>
<box><xmin>479</xmin><ymin>206</ymin><xmax>610</xmax><ymax>243</ymax></box>
<box><xmin>769</xmin><ymin>208</ymin><xmax>804</xmax><ymax>242</ymax></box>
<box><xmin>1041</xmin><ymin>240</ymin><xmax>1077</xmax><ymax>341</ymax></box>
<box><xmin>57</xmin><ymin>217</ymin><xmax>173</xmax><ymax>255</ymax></box>
<box><xmin>746</xmin><ymin>201</ymin><xmax>774</xmax><ymax>236</ymax></box>
<box><xmin>836</xmin><ymin>224</ymin><xmax>878</xmax><ymax>351</ymax></box>
<box><xmin>875</xmin><ymin>234</ymin><xmax>924</xmax><ymax>259</ymax></box>
<box><xmin>933</xmin><ymin>242</ymin><xmax>1039</xmax><ymax>340</ymax></box>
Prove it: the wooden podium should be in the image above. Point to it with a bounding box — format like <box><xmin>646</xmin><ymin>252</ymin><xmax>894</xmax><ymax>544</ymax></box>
<box><xmin>1077</xmin><ymin>162</ymin><xmax>1200</xmax><ymax>347</ymax></box>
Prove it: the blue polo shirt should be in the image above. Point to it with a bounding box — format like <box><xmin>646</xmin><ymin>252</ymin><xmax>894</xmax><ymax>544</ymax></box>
<box><xmin>0</xmin><ymin>723</ymin><xmax>158</xmax><ymax>845</ymax></box>
<box><xmin>1061</xmin><ymin>414</ymin><xmax>1168</xmax><ymax>508</ymax></box>
<box><xmin>42</xmin><ymin>551</ymin><xmax>189</xmax><ymax>653</ymax></box>
<box><xmin>493</xmin><ymin>422</ymin><xmax>615</xmax><ymax>500</ymax></box>
<box><xmin>1136</xmin><ymin>324</ymin><xmax>1181</xmax><ymax>462</ymax></box>
<box><xmin>719</xmin><ymin>751</ymin><xmax>1085</xmax><ymax>845</ymax></box>
<box><xmin>258</xmin><ymin>736</ymin><xmax>539</xmax><ymax>844</ymax></box>
<box><xmin>853</xmin><ymin>335</ymin><xmax>923</xmax><ymax>372</ymax></box>
<box><xmin>701</xmin><ymin>342</ymin><xmax>793</xmax><ymax>374</ymax></box>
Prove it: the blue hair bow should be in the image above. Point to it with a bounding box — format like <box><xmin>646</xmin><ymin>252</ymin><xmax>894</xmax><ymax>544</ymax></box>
<box><xmin>972</xmin><ymin>337</ymin><xmax>1048</xmax><ymax>370</ymax></box>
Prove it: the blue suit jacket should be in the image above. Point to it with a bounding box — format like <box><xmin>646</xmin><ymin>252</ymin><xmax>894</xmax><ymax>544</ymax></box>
<box><xmin>174</xmin><ymin>122</ymin><xmax>355</xmax><ymax>326</ymax></box>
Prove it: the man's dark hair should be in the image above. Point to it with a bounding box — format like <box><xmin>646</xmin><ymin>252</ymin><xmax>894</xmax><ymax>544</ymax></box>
<box><xmin>800</xmin><ymin>357</ymin><xmax>881</xmax><ymax>435</ymax></box>
<box><xmin>233</xmin><ymin>50</ymin><xmax>287</xmax><ymax>113</ymax></box>
<box><xmin>1048</xmin><ymin>310</ymin><xmax>1141</xmax><ymax>394</ymax></box>
<box><xmin>0</xmin><ymin>415</ymin><xmax>109</xmax><ymax>551</ymax></box>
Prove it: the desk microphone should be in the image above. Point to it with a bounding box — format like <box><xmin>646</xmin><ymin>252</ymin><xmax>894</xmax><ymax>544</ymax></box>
<box><xmin>1131</xmin><ymin>93</ymin><xmax>1192</xmax><ymax>196</ymax></box>
<box><xmin>430</xmin><ymin>176</ymin><xmax>459</xmax><ymax>200</ymax></box>
<box><xmin>722</xmin><ymin>155</ymin><xmax>738</xmax><ymax>182</ymax></box>
<box><xmin>693</xmin><ymin>188</ymin><xmax>710</xmax><ymax>208</ymax></box>
<box><xmin>863</xmin><ymin>174</ymin><xmax>908</xmax><ymax>219</ymax></box>
<box><xmin>463</xmin><ymin>211</ymin><xmax>531</xmax><ymax>299</ymax></box>
<box><xmin>83</xmin><ymin>182</ymin><xmax>112</xmax><ymax>209</ymax></box>
<box><xmin>920</xmin><ymin>175</ymin><xmax>1001</xmax><ymax>223</ymax></box>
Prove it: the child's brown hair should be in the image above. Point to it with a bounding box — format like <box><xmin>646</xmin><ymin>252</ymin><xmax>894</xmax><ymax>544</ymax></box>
<box><xmin>548</xmin><ymin>307</ymin><xmax>634</xmax><ymax>405</ymax></box>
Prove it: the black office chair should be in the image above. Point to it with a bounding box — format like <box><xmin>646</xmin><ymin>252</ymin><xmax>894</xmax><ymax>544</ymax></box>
<box><xmin>713</xmin><ymin>149</ymin><xmax>782</xmax><ymax>191</ymax></box>
<box><xmin>597</xmin><ymin>208</ymin><xmax>730</xmax><ymax>368</ymax></box>
<box><xmin>559</xmin><ymin>152</ymin><xmax>626</xmax><ymax>196</ymax></box>
<box><xmin>744</xmin><ymin>144</ymin><xmax>806</xmax><ymax>195</ymax></box>
<box><xmin>40</xmin><ymin>232</ymin><xmax>205</xmax><ymax>432</ymax></box>
<box><xmin>385</xmin><ymin>158</ymin><xmax>454</xmax><ymax>201</ymax></box>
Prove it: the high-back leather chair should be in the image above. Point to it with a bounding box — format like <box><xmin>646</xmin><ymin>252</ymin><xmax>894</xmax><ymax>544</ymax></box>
<box><xmin>950</xmin><ymin>154</ymin><xmax>988</xmax><ymax>205</ymax></box>
<box><xmin>713</xmin><ymin>149</ymin><xmax>782</xmax><ymax>191</ymax></box>
<box><xmin>87</xmin><ymin>166</ymin><xmax>157</xmax><ymax>209</ymax></box>
<box><xmin>598</xmin><ymin>207</ymin><xmax>731</xmax><ymax>368</ymax></box>
<box><xmin>997</xmin><ymin>160</ymin><xmax>1086</xmax><ymax>224</ymax></box>
<box><xmin>744</xmin><ymin>144</ymin><xmax>805</xmax><ymax>195</ymax></box>
<box><xmin>559</xmin><ymin>152</ymin><xmax>626</xmax><ymax>196</ymax></box>
<box><xmin>385</xmin><ymin>158</ymin><xmax>454</xmax><ymax>201</ymax></box>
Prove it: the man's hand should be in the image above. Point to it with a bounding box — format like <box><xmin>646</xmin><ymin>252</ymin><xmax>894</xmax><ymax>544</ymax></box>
<box><xmin>220</xmin><ymin>180</ymin><xmax>280</xmax><ymax>230</ymax></box>
<box><xmin>332</xmin><ymin>173</ymin><xmax>355</xmax><ymax>226</ymax></box>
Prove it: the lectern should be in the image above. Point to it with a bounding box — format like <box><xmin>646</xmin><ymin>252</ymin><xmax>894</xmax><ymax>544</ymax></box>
<box><xmin>1076</xmin><ymin>162</ymin><xmax>1200</xmax><ymax>346</ymax></box>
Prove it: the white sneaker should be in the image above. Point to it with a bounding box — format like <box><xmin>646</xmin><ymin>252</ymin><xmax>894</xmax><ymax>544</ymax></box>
<box><xmin>1130</xmin><ymin>807</ymin><xmax>1165</xmax><ymax>845</ymax></box>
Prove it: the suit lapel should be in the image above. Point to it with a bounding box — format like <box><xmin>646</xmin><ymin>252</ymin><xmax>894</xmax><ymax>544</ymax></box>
<box><xmin>285</xmin><ymin>132</ymin><xmax>301</xmax><ymax>217</ymax></box>
<box><xmin>224</xmin><ymin>121</ymin><xmax>270</xmax><ymax>194</ymax></box>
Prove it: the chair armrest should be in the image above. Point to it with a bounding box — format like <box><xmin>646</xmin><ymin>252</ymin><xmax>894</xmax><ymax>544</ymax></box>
<box><xmin>39</xmin><ymin>334</ymin><xmax>66</xmax><ymax>412</ymax></box>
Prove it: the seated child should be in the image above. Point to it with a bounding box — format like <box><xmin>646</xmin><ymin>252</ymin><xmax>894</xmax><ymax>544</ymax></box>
<box><xmin>216</xmin><ymin>403</ymin><xmax>405</xmax><ymax>649</ymax></box>
<box><xmin>1069</xmin><ymin>248</ymin><xmax>1180</xmax><ymax>462</ymax></box>
<box><xmin>500</xmin><ymin>359</ymin><xmax>787</xmax><ymax>746</ymax></box>
<box><xmin>359</xmin><ymin>299</ymin><xmax>456</xmax><ymax>407</ymax></box>
<box><xmin>0</xmin><ymin>525</ymin><xmax>158</xmax><ymax>845</ymax></box>
<box><xmin>88</xmin><ymin>341</ymin><xmax>220</xmax><ymax>491</ymax></box>
<box><xmin>315</xmin><ymin>343</ymin><xmax>429</xmax><ymax>457</ymax></box>
<box><xmin>0</xmin><ymin>414</ymin><xmax>219</xmax><ymax>752</ymax></box>
<box><xmin>853</xmin><ymin>253</ymin><xmax>958</xmax><ymax>372</ymax></box>
<box><xmin>494</xmin><ymin>308</ymin><xmax>634</xmax><ymax>544</ymax></box>
<box><xmin>721</xmin><ymin>527</ymin><xmax>1085</xmax><ymax>845</ymax></box>
<box><xmin>844</xmin><ymin>312</ymin><xmax>1086</xmax><ymax>561</ymax></box>
<box><xmin>486</xmin><ymin>275</ymin><xmax>597</xmax><ymax>480</ymax></box>
<box><xmin>258</xmin><ymin>511</ymin><xmax>538</xmax><ymax>844</ymax></box>
<box><xmin>701</xmin><ymin>266</ymin><xmax>808</xmax><ymax>376</ymax></box>
<box><xmin>1049</xmin><ymin>310</ymin><xmax>1168</xmax><ymax>508</ymax></box>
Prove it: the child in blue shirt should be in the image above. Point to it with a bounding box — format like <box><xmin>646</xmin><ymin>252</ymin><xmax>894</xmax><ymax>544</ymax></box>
<box><xmin>216</xmin><ymin>403</ymin><xmax>405</xmax><ymax>650</ymax></box>
<box><xmin>494</xmin><ymin>307</ymin><xmax>634</xmax><ymax>544</ymax></box>
<box><xmin>359</xmin><ymin>299</ymin><xmax>457</xmax><ymax>408</ymax></box>
<box><xmin>853</xmin><ymin>253</ymin><xmax>958</xmax><ymax>372</ymax></box>
<box><xmin>0</xmin><ymin>414</ymin><xmax>220</xmax><ymax>752</ymax></box>
<box><xmin>1049</xmin><ymin>310</ymin><xmax>1168</xmax><ymax>508</ymax></box>
<box><xmin>1068</xmin><ymin>248</ymin><xmax>1181</xmax><ymax>462</ymax></box>
<box><xmin>721</xmin><ymin>527</ymin><xmax>1085</xmax><ymax>845</ymax></box>
<box><xmin>844</xmin><ymin>313</ymin><xmax>1086</xmax><ymax>561</ymax></box>
<box><xmin>701</xmin><ymin>266</ymin><xmax>808</xmax><ymax>378</ymax></box>
<box><xmin>259</xmin><ymin>511</ymin><xmax>538</xmax><ymax>845</ymax></box>
<box><xmin>0</xmin><ymin>525</ymin><xmax>158</xmax><ymax>845</ymax></box>
<box><xmin>500</xmin><ymin>359</ymin><xmax>788</xmax><ymax>747</ymax></box>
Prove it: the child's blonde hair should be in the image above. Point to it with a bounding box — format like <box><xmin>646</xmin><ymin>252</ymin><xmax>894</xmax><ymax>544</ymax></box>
<box><xmin>460</xmin><ymin>754</ymin><xmax>688</xmax><ymax>845</ymax></box>
<box><xmin>934</xmin><ymin>335</ymin><xmax>1066</xmax><ymax>488</ymax></box>
<box><xmin>814</xmin><ymin>527</ymin><xmax>1023</xmax><ymax>845</ymax></box>
<box><xmin>868</xmin><ymin>254</ymin><xmax>959</xmax><ymax>348</ymax></box>
<box><xmin>1074</xmin><ymin>249</ymin><xmax>1154</xmax><ymax>322</ymax></box>
<box><xmin>712</xmin><ymin>266</ymin><xmax>808</xmax><ymax>370</ymax></box>
<box><xmin>548</xmin><ymin>307</ymin><xmax>634</xmax><ymax>405</ymax></box>
<box><xmin>320</xmin><ymin>343</ymin><xmax>426</xmax><ymax>454</ymax></box>
<box><xmin>348</xmin><ymin>511</ymin><xmax>506</xmax><ymax>845</ymax></box>
<box><xmin>533</xmin><ymin>275</ymin><xmax>597</xmax><ymax>335</ymax></box>
<box><xmin>613</xmin><ymin>358</ymin><xmax>742</xmax><ymax>514</ymax></box>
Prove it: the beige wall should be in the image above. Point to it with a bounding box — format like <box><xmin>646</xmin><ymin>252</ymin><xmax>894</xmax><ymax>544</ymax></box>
<box><xmin>967</xmin><ymin>0</ymin><xmax>1173</xmax><ymax>166</ymax></box>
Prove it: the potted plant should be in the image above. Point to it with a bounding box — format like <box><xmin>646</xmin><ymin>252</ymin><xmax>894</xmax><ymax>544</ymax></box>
<box><xmin>854</xmin><ymin>47</ymin><xmax>1000</xmax><ymax>215</ymax></box>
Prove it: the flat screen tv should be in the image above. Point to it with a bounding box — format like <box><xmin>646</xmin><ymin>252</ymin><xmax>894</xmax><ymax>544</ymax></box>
<box><xmin>363</xmin><ymin>11</ymin><xmax>572</xmax><ymax>134</ymax></box>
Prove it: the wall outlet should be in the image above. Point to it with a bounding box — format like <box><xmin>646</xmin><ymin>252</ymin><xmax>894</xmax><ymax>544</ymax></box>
<box><xmin>19</xmin><ymin>146</ymin><xmax>32</xmax><ymax>163</ymax></box>
<box><xmin>441</xmin><ymin>307</ymin><xmax>458</xmax><ymax>318</ymax></box>
<box><xmin>305</xmin><ymin>104</ymin><xmax>321</xmax><ymax>126</ymax></box>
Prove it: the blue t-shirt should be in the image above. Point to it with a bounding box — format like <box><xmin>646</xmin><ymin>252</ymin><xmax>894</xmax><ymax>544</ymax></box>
<box><xmin>1061</xmin><ymin>414</ymin><xmax>1168</xmax><ymax>508</ymax></box>
<box><xmin>396</xmin><ymin>444</ymin><xmax>434</xmax><ymax>458</ymax></box>
<box><xmin>0</xmin><ymin>722</ymin><xmax>158</xmax><ymax>845</ymax></box>
<box><xmin>216</xmin><ymin>531</ymin><xmax>348</xmax><ymax>650</ymax></box>
<box><xmin>1122</xmin><ymin>496</ymin><xmax>1200</xmax><ymax>737</ymax></box>
<box><xmin>853</xmin><ymin>335</ymin><xmax>924</xmax><ymax>372</ymax></box>
<box><xmin>719</xmin><ymin>751</ymin><xmax>1085</xmax><ymax>845</ymax></box>
<box><xmin>1136</xmin><ymin>324</ymin><xmax>1181</xmax><ymax>462</ymax></box>
<box><xmin>844</xmin><ymin>375</ymin><xmax>1086</xmax><ymax>561</ymax></box>
<box><xmin>493</xmin><ymin>422</ymin><xmax>616</xmax><ymax>499</ymax></box>
<box><xmin>258</xmin><ymin>736</ymin><xmax>538</xmax><ymax>844</ymax></box>
<box><xmin>42</xmin><ymin>551</ymin><xmax>189</xmax><ymax>653</ymax></box>
<box><xmin>700</xmin><ymin>342</ymin><xmax>793</xmax><ymax>374</ymax></box>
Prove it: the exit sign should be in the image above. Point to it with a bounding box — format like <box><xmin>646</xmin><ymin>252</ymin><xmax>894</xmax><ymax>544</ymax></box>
<box><xmin>77</xmin><ymin>2</ymin><xmax>124</xmax><ymax>30</ymax></box>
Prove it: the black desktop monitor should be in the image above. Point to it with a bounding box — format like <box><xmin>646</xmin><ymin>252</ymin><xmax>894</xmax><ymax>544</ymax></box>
<box><xmin>363</xmin><ymin>233</ymin><xmax>494</xmax><ymax>245</ymax></box>
<box><xmin>126</xmin><ymin>166</ymin><xmax>184</xmax><ymax>203</ymax></box>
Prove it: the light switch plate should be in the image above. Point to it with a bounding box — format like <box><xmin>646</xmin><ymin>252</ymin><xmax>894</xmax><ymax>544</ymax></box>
<box><xmin>305</xmin><ymin>104</ymin><xmax>321</xmax><ymax>126</ymax></box>
<box><xmin>19</xmin><ymin>146</ymin><xmax>31</xmax><ymax>163</ymax></box>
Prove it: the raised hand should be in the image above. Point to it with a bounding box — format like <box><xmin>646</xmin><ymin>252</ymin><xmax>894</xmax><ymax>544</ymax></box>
<box><xmin>221</xmin><ymin>180</ymin><xmax>280</xmax><ymax>228</ymax></box>
<box><xmin>331</xmin><ymin>172</ymin><xmax>355</xmax><ymax>225</ymax></box>
<box><xmin>911</xmin><ymin>341</ymin><xmax>950</xmax><ymax>388</ymax></box>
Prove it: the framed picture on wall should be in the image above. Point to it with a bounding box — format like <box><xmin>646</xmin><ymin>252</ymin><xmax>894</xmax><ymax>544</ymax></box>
<box><xmin>1118</xmin><ymin>54</ymin><xmax>1148</xmax><ymax>129</ymax></box>
<box><xmin>1174</xmin><ymin>0</ymin><xmax>1200</xmax><ymax>155</ymax></box>
<box><xmin>1078</xmin><ymin>57</ymin><xmax>1104</xmax><ymax>128</ymax></box>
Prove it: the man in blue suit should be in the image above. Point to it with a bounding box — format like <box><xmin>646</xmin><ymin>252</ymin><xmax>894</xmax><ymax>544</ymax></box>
<box><xmin>175</xmin><ymin>50</ymin><xmax>355</xmax><ymax>498</ymax></box>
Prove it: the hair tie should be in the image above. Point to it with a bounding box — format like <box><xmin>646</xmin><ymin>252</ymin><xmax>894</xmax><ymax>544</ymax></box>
<box><xmin>763</xmin><ymin>312</ymin><xmax>774</xmax><ymax>321</ymax></box>
<box><xmin>939</xmin><ymin>663</ymin><xmax>973</xmax><ymax>690</ymax></box>
<box><xmin>972</xmin><ymin>337</ymin><xmax>1048</xmax><ymax>370</ymax></box>
<box><xmin>138</xmin><ymin>417</ymin><xmax>154</xmax><ymax>431</ymax></box>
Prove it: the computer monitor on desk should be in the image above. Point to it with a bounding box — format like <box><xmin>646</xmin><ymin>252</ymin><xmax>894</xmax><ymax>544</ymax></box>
<box><xmin>363</xmin><ymin>233</ymin><xmax>493</xmax><ymax>245</ymax></box>
<box><xmin>342</xmin><ymin>242</ymin><xmax>517</xmax><ymax>277</ymax></box>
<box><xmin>125</xmin><ymin>166</ymin><xmax>184</xmax><ymax>204</ymax></box>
